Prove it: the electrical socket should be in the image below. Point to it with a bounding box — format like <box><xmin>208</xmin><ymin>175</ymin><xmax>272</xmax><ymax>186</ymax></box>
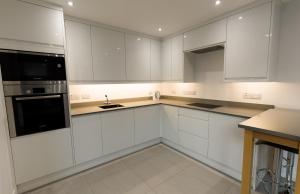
<box><xmin>243</xmin><ymin>92</ymin><xmax>262</xmax><ymax>100</ymax></box>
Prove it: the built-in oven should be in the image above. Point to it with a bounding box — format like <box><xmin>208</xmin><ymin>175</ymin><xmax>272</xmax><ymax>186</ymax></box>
<box><xmin>0</xmin><ymin>50</ymin><xmax>70</xmax><ymax>138</ymax></box>
<box><xmin>4</xmin><ymin>83</ymin><xmax>70</xmax><ymax>138</ymax></box>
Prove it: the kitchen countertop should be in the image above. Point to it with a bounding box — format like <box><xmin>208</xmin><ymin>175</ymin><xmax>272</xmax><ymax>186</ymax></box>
<box><xmin>71</xmin><ymin>96</ymin><xmax>272</xmax><ymax>118</ymax></box>
<box><xmin>239</xmin><ymin>108</ymin><xmax>300</xmax><ymax>141</ymax></box>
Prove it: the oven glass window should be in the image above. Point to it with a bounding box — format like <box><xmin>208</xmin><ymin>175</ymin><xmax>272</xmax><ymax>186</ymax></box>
<box><xmin>0</xmin><ymin>52</ymin><xmax>66</xmax><ymax>81</ymax></box>
<box><xmin>12</xmin><ymin>95</ymin><xmax>66</xmax><ymax>136</ymax></box>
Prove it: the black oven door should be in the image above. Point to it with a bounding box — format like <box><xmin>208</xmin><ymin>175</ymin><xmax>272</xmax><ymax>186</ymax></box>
<box><xmin>0</xmin><ymin>50</ymin><xmax>66</xmax><ymax>82</ymax></box>
<box><xmin>7</xmin><ymin>94</ymin><xmax>70</xmax><ymax>137</ymax></box>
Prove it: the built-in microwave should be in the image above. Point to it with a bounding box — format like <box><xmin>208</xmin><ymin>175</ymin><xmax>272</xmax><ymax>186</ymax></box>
<box><xmin>0</xmin><ymin>50</ymin><xmax>66</xmax><ymax>83</ymax></box>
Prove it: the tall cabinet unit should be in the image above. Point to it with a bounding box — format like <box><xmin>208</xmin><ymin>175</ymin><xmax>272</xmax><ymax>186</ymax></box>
<box><xmin>125</xmin><ymin>35</ymin><xmax>151</xmax><ymax>80</ymax></box>
<box><xmin>225</xmin><ymin>1</ymin><xmax>280</xmax><ymax>80</ymax></box>
<box><xmin>91</xmin><ymin>26</ymin><xmax>126</xmax><ymax>81</ymax></box>
<box><xmin>65</xmin><ymin>20</ymin><xmax>93</xmax><ymax>81</ymax></box>
<box><xmin>0</xmin><ymin>0</ymin><xmax>65</xmax><ymax>53</ymax></box>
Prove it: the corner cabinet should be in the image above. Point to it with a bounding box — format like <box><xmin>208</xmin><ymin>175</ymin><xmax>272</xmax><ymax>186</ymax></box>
<box><xmin>91</xmin><ymin>26</ymin><xmax>126</xmax><ymax>81</ymax></box>
<box><xmin>225</xmin><ymin>1</ymin><xmax>280</xmax><ymax>81</ymax></box>
<box><xmin>65</xmin><ymin>20</ymin><xmax>93</xmax><ymax>81</ymax></box>
<box><xmin>161</xmin><ymin>105</ymin><xmax>179</xmax><ymax>144</ymax></box>
<box><xmin>125</xmin><ymin>34</ymin><xmax>151</xmax><ymax>80</ymax></box>
<box><xmin>161</xmin><ymin>35</ymin><xmax>195</xmax><ymax>82</ymax></box>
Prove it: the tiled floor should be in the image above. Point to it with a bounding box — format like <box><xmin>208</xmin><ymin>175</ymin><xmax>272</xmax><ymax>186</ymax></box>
<box><xmin>26</xmin><ymin>144</ymin><xmax>252</xmax><ymax>194</ymax></box>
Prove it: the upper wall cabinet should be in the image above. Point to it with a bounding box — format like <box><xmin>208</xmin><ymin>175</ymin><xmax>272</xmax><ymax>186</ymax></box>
<box><xmin>225</xmin><ymin>2</ymin><xmax>280</xmax><ymax>81</ymax></box>
<box><xmin>125</xmin><ymin>34</ymin><xmax>151</xmax><ymax>80</ymax></box>
<box><xmin>183</xmin><ymin>19</ymin><xmax>227</xmax><ymax>51</ymax></box>
<box><xmin>162</xmin><ymin>35</ymin><xmax>195</xmax><ymax>82</ymax></box>
<box><xmin>65</xmin><ymin>20</ymin><xmax>93</xmax><ymax>81</ymax></box>
<box><xmin>150</xmin><ymin>39</ymin><xmax>162</xmax><ymax>81</ymax></box>
<box><xmin>91</xmin><ymin>26</ymin><xmax>126</xmax><ymax>81</ymax></box>
<box><xmin>0</xmin><ymin>0</ymin><xmax>64</xmax><ymax>47</ymax></box>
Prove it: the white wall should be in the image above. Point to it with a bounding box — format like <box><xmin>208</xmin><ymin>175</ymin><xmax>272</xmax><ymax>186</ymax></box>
<box><xmin>69</xmin><ymin>83</ymin><xmax>160</xmax><ymax>103</ymax></box>
<box><xmin>162</xmin><ymin>0</ymin><xmax>300</xmax><ymax>109</ymax></box>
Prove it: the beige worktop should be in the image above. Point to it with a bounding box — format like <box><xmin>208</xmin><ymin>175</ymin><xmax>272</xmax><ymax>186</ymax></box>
<box><xmin>71</xmin><ymin>96</ymin><xmax>273</xmax><ymax>118</ymax></box>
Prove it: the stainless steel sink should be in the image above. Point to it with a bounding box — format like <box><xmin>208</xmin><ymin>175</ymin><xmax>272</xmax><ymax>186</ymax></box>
<box><xmin>99</xmin><ymin>104</ymin><xmax>124</xmax><ymax>109</ymax></box>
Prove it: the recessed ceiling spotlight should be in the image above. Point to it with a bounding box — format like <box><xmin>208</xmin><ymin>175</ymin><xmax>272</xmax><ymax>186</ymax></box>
<box><xmin>215</xmin><ymin>0</ymin><xmax>221</xmax><ymax>6</ymax></box>
<box><xmin>238</xmin><ymin>16</ymin><xmax>243</xmax><ymax>20</ymax></box>
<box><xmin>158</xmin><ymin>27</ymin><xmax>162</xmax><ymax>32</ymax></box>
<box><xmin>67</xmin><ymin>1</ymin><xmax>74</xmax><ymax>7</ymax></box>
<box><xmin>137</xmin><ymin>38</ymin><xmax>141</xmax><ymax>41</ymax></box>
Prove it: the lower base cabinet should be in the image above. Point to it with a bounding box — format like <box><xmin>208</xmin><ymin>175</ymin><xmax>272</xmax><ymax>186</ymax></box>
<box><xmin>178</xmin><ymin>131</ymin><xmax>208</xmax><ymax>156</ymax></box>
<box><xmin>161</xmin><ymin>105</ymin><xmax>179</xmax><ymax>144</ymax></box>
<box><xmin>11</xmin><ymin>129</ymin><xmax>73</xmax><ymax>184</ymax></box>
<box><xmin>72</xmin><ymin>114</ymin><xmax>102</xmax><ymax>165</ymax></box>
<box><xmin>134</xmin><ymin>106</ymin><xmax>161</xmax><ymax>145</ymax></box>
<box><xmin>101</xmin><ymin>109</ymin><xmax>134</xmax><ymax>155</ymax></box>
<box><xmin>208</xmin><ymin>113</ymin><xmax>245</xmax><ymax>173</ymax></box>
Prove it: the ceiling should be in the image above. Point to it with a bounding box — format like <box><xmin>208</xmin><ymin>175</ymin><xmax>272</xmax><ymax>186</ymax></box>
<box><xmin>45</xmin><ymin>0</ymin><xmax>258</xmax><ymax>37</ymax></box>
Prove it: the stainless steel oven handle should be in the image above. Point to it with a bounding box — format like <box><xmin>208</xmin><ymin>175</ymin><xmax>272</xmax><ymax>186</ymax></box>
<box><xmin>15</xmin><ymin>95</ymin><xmax>61</xmax><ymax>101</ymax></box>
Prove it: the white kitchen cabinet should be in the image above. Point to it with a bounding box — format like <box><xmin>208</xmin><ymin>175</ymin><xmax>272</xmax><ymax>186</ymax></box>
<box><xmin>208</xmin><ymin>113</ymin><xmax>245</xmax><ymax>173</ymax></box>
<box><xmin>11</xmin><ymin>129</ymin><xmax>73</xmax><ymax>184</ymax></box>
<box><xmin>134</xmin><ymin>106</ymin><xmax>161</xmax><ymax>145</ymax></box>
<box><xmin>65</xmin><ymin>20</ymin><xmax>93</xmax><ymax>81</ymax></box>
<box><xmin>150</xmin><ymin>39</ymin><xmax>162</xmax><ymax>80</ymax></box>
<box><xmin>161</xmin><ymin>35</ymin><xmax>194</xmax><ymax>82</ymax></box>
<box><xmin>225</xmin><ymin>2</ymin><xmax>280</xmax><ymax>80</ymax></box>
<box><xmin>126</xmin><ymin>34</ymin><xmax>151</xmax><ymax>80</ymax></box>
<box><xmin>161</xmin><ymin>105</ymin><xmax>179</xmax><ymax>144</ymax></box>
<box><xmin>179</xmin><ymin>131</ymin><xmax>208</xmax><ymax>156</ymax></box>
<box><xmin>72</xmin><ymin>114</ymin><xmax>102</xmax><ymax>165</ymax></box>
<box><xmin>161</xmin><ymin>39</ymin><xmax>172</xmax><ymax>81</ymax></box>
<box><xmin>171</xmin><ymin>35</ymin><xmax>184</xmax><ymax>81</ymax></box>
<box><xmin>0</xmin><ymin>0</ymin><xmax>64</xmax><ymax>47</ymax></box>
<box><xmin>91</xmin><ymin>26</ymin><xmax>126</xmax><ymax>81</ymax></box>
<box><xmin>101</xmin><ymin>109</ymin><xmax>134</xmax><ymax>155</ymax></box>
<box><xmin>184</xmin><ymin>19</ymin><xmax>227</xmax><ymax>51</ymax></box>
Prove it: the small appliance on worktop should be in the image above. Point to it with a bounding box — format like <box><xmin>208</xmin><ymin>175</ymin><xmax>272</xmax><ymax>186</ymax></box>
<box><xmin>0</xmin><ymin>50</ymin><xmax>70</xmax><ymax>138</ymax></box>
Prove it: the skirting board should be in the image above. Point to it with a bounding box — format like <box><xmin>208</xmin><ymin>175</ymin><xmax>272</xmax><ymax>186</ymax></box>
<box><xmin>161</xmin><ymin>138</ymin><xmax>242</xmax><ymax>181</ymax></box>
<box><xmin>17</xmin><ymin>138</ymin><xmax>161</xmax><ymax>193</ymax></box>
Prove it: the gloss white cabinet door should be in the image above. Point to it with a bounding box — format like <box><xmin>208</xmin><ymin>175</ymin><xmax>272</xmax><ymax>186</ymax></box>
<box><xmin>150</xmin><ymin>39</ymin><xmax>162</xmax><ymax>80</ymax></box>
<box><xmin>91</xmin><ymin>26</ymin><xmax>126</xmax><ymax>81</ymax></box>
<box><xmin>11</xmin><ymin>129</ymin><xmax>73</xmax><ymax>184</ymax></box>
<box><xmin>161</xmin><ymin>105</ymin><xmax>179</xmax><ymax>144</ymax></box>
<box><xmin>125</xmin><ymin>34</ymin><xmax>151</xmax><ymax>80</ymax></box>
<box><xmin>208</xmin><ymin>113</ymin><xmax>245</xmax><ymax>174</ymax></box>
<box><xmin>72</xmin><ymin>114</ymin><xmax>102</xmax><ymax>165</ymax></box>
<box><xmin>65</xmin><ymin>20</ymin><xmax>93</xmax><ymax>81</ymax></box>
<box><xmin>0</xmin><ymin>0</ymin><xmax>64</xmax><ymax>46</ymax></box>
<box><xmin>134</xmin><ymin>106</ymin><xmax>161</xmax><ymax>145</ymax></box>
<box><xmin>161</xmin><ymin>39</ymin><xmax>172</xmax><ymax>81</ymax></box>
<box><xmin>183</xmin><ymin>19</ymin><xmax>227</xmax><ymax>51</ymax></box>
<box><xmin>101</xmin><ymin>110</ymin><xmax>134</xmax><ymax>155</ymax></box>
<box><xmin>171</xmin><ymin>35</ymin><xmax>184</xmax><ymax>81</ymax></box>
<box><xmin>225</xmin><ymin>2</ymin><xmax>272</xmax><ymax>80</ymax></box>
